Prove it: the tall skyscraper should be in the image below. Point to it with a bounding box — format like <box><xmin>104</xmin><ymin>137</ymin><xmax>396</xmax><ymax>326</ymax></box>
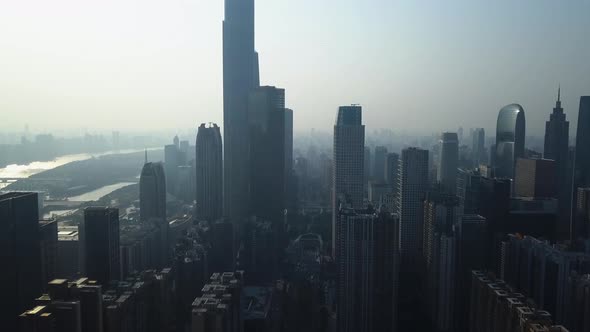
<box><xmin>373</xmin><ymin>146</ymin><xmax>388</xmax><ymax>183</ymax></box>
<box><xmin>438</xmin><ymin>132</ymin><xmax>459</xmax><ymax>194</ymax></box>
<box><xmin>385</xmin><ymin>152</ymin><xmax>400</xmax><ymax>188</ymax></box>
<box><xmin>139</xmin><ymin>161</ymin><xmax>168</xmax><ymax>267</ymax></box>
<box><xmin>195</xmin><ymin>123</ymin><xmax>223</xmax><ymax>222</ymax></box>
<box><xmin>573</xmin><ymin>97</ymin><xmax>590</xmax><ymax>230</ymax></box>
<box><xmin>332</xmin><ymin>105</ymin><xmax>365</xmax><ymax>256</ymax></box>
<box><xmin>223</xmin><ymin>0</ymin><xmax>260</xmax><ymax>224</ymax></box>
<box><xmin>81</xmin><ymin>207</ymin><xmax>120</xmax><ymax>285</ymax></box>
<box><xmin>336</xmin><ymin>209</ymin><xmax>399</xmax><ymax>332</ymax></box>
<box><xmin>471</xmin><ymin>128</ymin><xmax>486</xmax><ymax>165</ymax></box>
<box><xmin>495</xmin><ymin>104</ymin><xmax>526</xmax><ymax>179</ymax></box>
<box><xmin>248</xmin><ymin>86</ymin><xmax>286</xmax><ymax>223</ymax></box>
<box><xmin>0</xmin><ymin>192</ymin><xmax>42</xmax><ymax>332</ymax></box>
<box><xmin>544</xmin><ymin>88</ymin><xmax>571</xmax><ymax>238</ymax></box>
<box><xmin>397</xmin><ymin>147</ymin><xmax>429</xmax><ymax>260</ymax></box>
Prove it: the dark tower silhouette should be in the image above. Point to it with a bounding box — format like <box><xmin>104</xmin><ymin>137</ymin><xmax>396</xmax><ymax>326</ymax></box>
<box><xmin>544</xmin><ymin>87</ymin><xmax>571</xmax><ymax>238</ymax></box>
<box><xmin>81</xmin><ymin>207</ymin><xmax>120</xmax><ymax>285</ymax></box>
<box><xmin>195</xmin><ymin>123</ymin><xmax>223</xmax><ymax>222</ymax></box>
<box><xmin>223</xmin><ymin>0</ymin><xmax>260</xmax><ymax>224</ymax></box>
<box><xmin>573</xmin><ymin>96</ymin><xmax>590</xmax><ymax>239</ymax></box>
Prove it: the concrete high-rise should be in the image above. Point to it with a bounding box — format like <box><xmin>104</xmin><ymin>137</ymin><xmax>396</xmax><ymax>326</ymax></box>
<box><xmin>397</xmin><ymin>147</ymin><xmax>429</xmax><ymax>259</ymax></box>
<box><xmin>514</xmin><ymin>158</ymin><xmax>556</xmax><ymax>198</ymax></box>
<box><xmin>332</xmin><ymin>105</ymin><xmax>365</xmax><ymax>256</ymax></box>
<box><xmin>139</xmin><ymin>161</ymin><xmax>168</xmax><ymax>267</ymax></box>
<box><xmin>0</xmin><ymin>192</ymin><xmax>43</xmax><ymax>332</ymax></box>
<box><xmin>223</xmin><ymin>0</ymin><xmax>260</xmax><ymax>224</ymax></box>
<box><xmin>195</xmin><ymin>123</ymin><xmax>223</xmax><ymax>222</ymax></box>
<box><xmin>495</xmin><ymin>104</ymin><xmax>526</xmax><ymax>179</ymax></box>
<box><xmin>81</xmin><ymin>207</ymin><xmax>120</xmax><ymax>285</ymax></box>
<box><xmin>248</xmin><ymin>86</ymin><xmax>286</xmax><ymax>223</ymax></box>
<box><xmin>544</xmin><ymin>88</ymin><xmax>571</xmax><ymax>238</ymax></box>
<box><xmin>373</xmin><ymin>146</ymin><xmax>388</xmax><ymax>183</ymax></box>
<box><xmin>438</xmin><ymin>132</ymin><xmax>459</xmax><ymax>194</ymax></box>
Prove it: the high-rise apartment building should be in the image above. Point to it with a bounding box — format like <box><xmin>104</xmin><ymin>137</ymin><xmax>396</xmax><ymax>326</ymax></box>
<box><xmin>81</xmin><ymin>207</ymin><xmax>120</xmax><ymax>285</ymax></box>
<box><xmin>332</xmin><ymin>105</ymin><xmax>365</xmax><ymax>256</ymax></box>
<box><xmin>0</xmin><ymin>192</ymin><xmax>43</xmax><ymax>332</ymax></box>
<box><xmin>195</xmin><ymin>123</ymin><xmax>223</xmax><ymax>222</ymax></box>
<box><xmin>397</xmin><ymin>147</ymin><xmax>429</xmax><ymax>259</ymax></box>
<box><xmin>336</xmin><ymin>209</ymin><xmax>399</xmax><ymax>332</ymax></box>
<box><xmin>223</xmin><ymin>0</ymin><xmax>260</xmax><ymax>224</ymax></box>
<box><xmin>438</xmin><ymin>132</ymin><xmax>459</xmax><ymax>194</ymax></box>
<box><xmin>495</xmin><ymin>104</ymin><xmax>526</xmax><ymax>179</ymax></box>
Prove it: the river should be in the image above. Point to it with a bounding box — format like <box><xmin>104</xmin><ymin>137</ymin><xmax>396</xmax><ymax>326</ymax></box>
<box><xmin>68</xmin><ymin>182</ymin><xmax>136</xmax><ymax>202</ymax></box>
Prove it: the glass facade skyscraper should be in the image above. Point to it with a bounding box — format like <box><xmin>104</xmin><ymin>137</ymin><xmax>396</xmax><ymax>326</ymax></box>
<box><xmin>495</xmin><ymin>104</ymin><xmax>526</xmax><ymax>179</ymax></box>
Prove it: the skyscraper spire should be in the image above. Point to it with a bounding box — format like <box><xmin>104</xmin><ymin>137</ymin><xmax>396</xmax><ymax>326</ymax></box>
<box><xmin>558</xmin><ymin>84</ymin><xmax>561</xmax><ymax>103</ymax></box>
<box><xmin>145</xmin><ymin>149</ymin><xmax>148</xmax><ymax>164</ymax></box>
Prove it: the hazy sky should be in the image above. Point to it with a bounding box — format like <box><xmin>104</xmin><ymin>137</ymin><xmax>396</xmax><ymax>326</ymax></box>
<box><xmin>1</xmin><ymin>0</ymin><xmax>589</xmax><ymax>136</ymax></box>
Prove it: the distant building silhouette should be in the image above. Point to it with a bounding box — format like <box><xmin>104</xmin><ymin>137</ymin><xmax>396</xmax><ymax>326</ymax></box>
<box><xmin>471</xmin><ymin>128</ymin><xmax>486</xmax><ymax>165</ymax></box>
<box><xmin>0</xmin><ymin>192</ymin><xmax>42</xmax><ymax>332</ymax></box>
<box><xmin>81</xmin><ymin>207</ymin><xmax>120</xmax><ymax>285</ymax></box>
<box><xmin>495</xmin><ymin>104</ymin><xmax>526</xmax><ymax>179</ymax></box>
<box><xmin>332</xmin><ymin>105</ymin><xmax>365</xmax><ymax>257</ymax></box>
<box><xmin>438</xmin><ymin>132</ymin><xmax>459</xmax><ymax>194</ymax></box>
<box><xmin>195</xmin><ymin>123</ymin><xmax>223</xmax><ymax>222</ymax></box>
<box><xmin>373</xmin><ymin>146</ymin><xmax>388</xmax><ymax>183</ymax></box>
<box><xmin>223</xmin><ymin>0</ymin><xmax>260</xmax><ymax>224</ymax></box>
<box><xmin>164</xmin><ymin>143</ymin><xmax>179</xmax><ymax>194</ymax></box>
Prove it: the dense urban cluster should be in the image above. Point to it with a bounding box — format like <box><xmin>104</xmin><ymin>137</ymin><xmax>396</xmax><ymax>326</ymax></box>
<box><xmin>1</xmin><ymin>1</ymin><xmax>590</xmax><ymax>332</ymax></box>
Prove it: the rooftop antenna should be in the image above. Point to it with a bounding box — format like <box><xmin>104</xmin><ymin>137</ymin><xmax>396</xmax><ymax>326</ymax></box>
<box><xmin>558</xmin><ymin>84</ymin><xmax>561</xmax><ymax>102</ymax></box>
<box><xmin>144</xmin><ymin>149</ymin><xmax>148</xmax><ymax>164</ymax></box>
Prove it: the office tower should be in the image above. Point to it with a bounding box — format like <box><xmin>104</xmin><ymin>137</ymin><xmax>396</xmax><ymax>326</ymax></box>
<box><xmin>495</xmin><ymin>104</ymin><xmax>526</xmax><ymax>179</ymax></box>
<box><xmin>57</xmin><ymin>226</ymin><xmax>80</xmax><ymax>279</ymax></box>
<box><xmin>471</xmin><ymin>128</ymin><xmax>486</xmax><ymax>165</ymax></box>
<box><xmin>422</xmin><ymin>192</ymin><xmax>460</xmax><ymax>270</ymax></box>
<box><xmin>164</xmin><ymin>143</ymin><xmax>179</xmax><ymax>194</ymax></box>
<box><xmin>209</xmin><ymin>219</ymin><xmax>235</xmax><ymax>273</ymax></box>
<box><xmin>81</xmin><ymin>207</ymin><xmax>120</xmax><ymax>285</ymax></box>
<box><xmin>514</xmin><ymin>158</ymin><xmax>557</xmax><ymax>198</ymax></box>
<box><xmin>0</xmin><ymin>192</ymin><xmax>42</xmax><ymax>332</ymax></box>
<box><xmin>39</xmin><ymin>220</ymin><xmax>58</xmax><ymax>289</ymax></box>
<box><xmin>179</xmin><ymin>140</ymin><xmax>190</xmax><ymax>165</ymax></box>
<box><xmin>385</xmin><ymin>152</ymin><xmax>400</xmax><ymax>188</ymax></box>
<box><xmin>332</xmin><ymin>105</ymin><xmax>365</xmax><ymax>256</ymax></box>
<box><xmin>544</xmin><ymin>88</ymin><xmax>571</xmax><ymax>236</ymax></box>
<box><xmin>176</xmin><ymin>164</ymin><xmax>195</xmax><ymax>202</ymax></box>
<box><xmin>285</xmin><ymin>108</ymin><xmax>294</xmax><ymax>176</ymax></box>
<box><xmin>139</xmin><ymin>161</ymin><xmax>168</xmax><ymax>267</ymax></box>
<box><xmin>248</xmin><ymin>86</ymin><xmax>286</xmax><ymax>223</ymax></box>
<box><xmin>195</xmin><ymin>123</ymin><xmax>223</xmax><ymax>222</ymax></box>
<box><xmin>438</xmin><ymin>132</ymin><xmax>459</xmax><ymax>194</ymax></box>
<box><xmin>19</xmin><ymin>305</ymin><xmax>55</xmax><ymax>332</ymax></box>
<box><xmin>373</xmin><ymin>146</ymin><xmax>388</xmax><ymax>183</ymax></box>
<box><xmin>336</xmin><ymin>209</ymin><xmax>399</xmax><ymax>332</ymax></box>
<box><xmin>223</xmin><ymin>0</ymin><xmax>260</xmax><ymax>224</ymax></box>
<box><xmin>397</xmin><ymin>147</ymin><xmax>429</xmax><ymax>259</ymax></box>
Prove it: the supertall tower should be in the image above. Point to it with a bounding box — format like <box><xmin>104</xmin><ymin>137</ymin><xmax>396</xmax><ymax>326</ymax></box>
<box><xmin>332</xmin><ymin>105</ymin><xmax>365</xmax><ymax>257</ymax></box>
<box><xmin>223</xmin><ymin>0</ymin><xmax>260</xmax><ymax>223</ymax></box>
<box><xmin>438</xmin><ymin>132</ymin><xmax>459</xmax><ymax>194</ymax></box>
<box><xmin>495</xmin><ymin>104</ymin><xmax>526</xmax><ymax>179</ymax></box>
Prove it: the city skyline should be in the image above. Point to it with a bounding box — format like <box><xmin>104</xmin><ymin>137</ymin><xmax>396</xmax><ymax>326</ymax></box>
<box><xmin>1</xmin><ymin>1</ymin><xmax>589</xmax><ymax>135</ymax></box>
